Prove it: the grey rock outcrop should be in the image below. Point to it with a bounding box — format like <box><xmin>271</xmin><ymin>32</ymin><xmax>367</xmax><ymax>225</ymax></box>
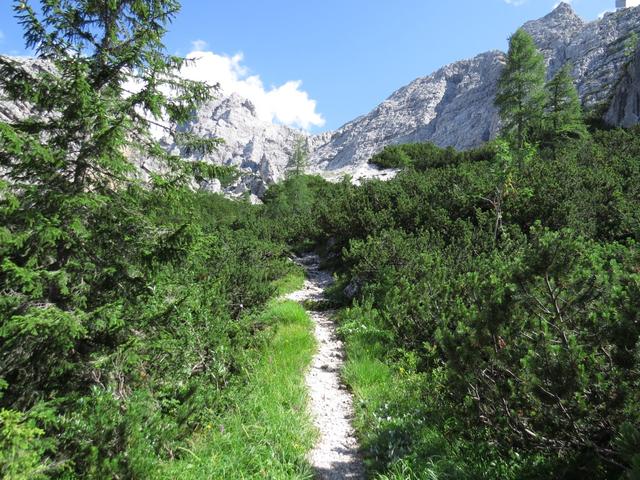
<box><xmin>309</xmin><ymin>51</ymin><xmax>505</xmax><ymax>171</ymax></box>
<box><xmin>178</xmin><ymin>94</ymin><xmax>318</xmax><ymax>184</ymax></box>
<box><xmin>605</xmin><ymin>47</ymin><xmax>640</xmax><ymax>126</ymax></box>
<box><xmin>521</xmin><ymin>2</ymin><xmax>586</xmax><ymax>75</ymax></box>
<box><xmin>524</xmin><ymin>4</ymin><xmax>640</xmax><ymax>107</ymax></box>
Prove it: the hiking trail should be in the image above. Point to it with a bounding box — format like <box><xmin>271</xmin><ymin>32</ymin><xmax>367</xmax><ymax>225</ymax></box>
<box><xmin>286</xmin><ymin>254</ymin><xmax>365</xmax><ymax>480</ymax></box>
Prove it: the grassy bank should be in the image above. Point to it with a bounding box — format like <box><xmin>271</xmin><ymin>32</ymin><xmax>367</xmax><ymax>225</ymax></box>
<box><xmin>157</xmin><ymin>299</ymin><xmax>317</xmax><ymax>479</ymax></box>
<box><xmin>337</xmin><ymin>307</ymin><xmax>439</xmax><ymax>479</ymax></box>
<box><xmin>338</xmin><ymin>305</ymin><xmax>530</xmax><ymax>480</ymax></box>
<box><xmin>271</xmin><ymin>267</ymin><xmax>306</xmax><ymax>296</ymax></box>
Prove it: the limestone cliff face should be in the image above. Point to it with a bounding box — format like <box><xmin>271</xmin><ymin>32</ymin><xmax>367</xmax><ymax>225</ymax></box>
<box><xmin>176</xmin><ymin>94</ymin><xmax>306</xmax><ymax>194</ymax></box>
<box><xmin>524</xmin><ymin>3</ymin><xmax>640</xmax><ymax>107</ymax></box>
<box><xmin>307</xmin><ymin>3</ymin><xmax>640</xmax><ymax>172</ymax></box>
<box><xmin>605</xmin><ymin>48</ymin><xmax>640</xmax><ymax>127</ymax></box>
<box><xmin>182</xmin><ymin>3</ymin><xmax>640</xmax><ymax>184</ymax></box>
<box><xmin>309</xmin><ymin>51</ymin><xmax>505</xmax><ymax>172</ymax></box>
<box><xmin>164</xmin><ymin>94</ymin><xmax>336</xmax><ymax>195</ymax></box>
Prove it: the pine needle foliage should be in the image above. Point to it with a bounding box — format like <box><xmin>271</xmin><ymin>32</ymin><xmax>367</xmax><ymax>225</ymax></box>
<box><xmin>0</xmin><ymin>1</ymin><xmax>300</xmax><ymax>478</ymax></box>
<box><xmin>287</xmin><ymin>134</ymin><xmax>309</xmax><ymax>178</ymax></box>
<box><xmin>495</xmin><ymin>29</ymin><xmax>547</xmax><ymax>148</ymax></box>
<box><xmin>543</xmin><ymin>63</ymin><xmax>587</xmax><ymax>148</ymax></box>
<box><xmin>263</xmin><ymin>126</ymin><xmax>640</xmax><ymax>479</ymax></box>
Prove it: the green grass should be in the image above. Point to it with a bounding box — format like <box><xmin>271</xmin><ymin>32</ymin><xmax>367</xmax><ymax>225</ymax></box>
<box><xmin>157</xmin><ymin>300</ymin><xmax>317</xmax><ymax>479</ymax></box>
<box><xmin>338</xmin><ymin>310</ymin><xmax>473</xmax><ymax>480</ymax></box>
<box><xmin>271</xmin><ymin>268</ymin><xmax>306</xmax><ymax>296</ymax></box>
<box><xmin>338</xmin><ymin>307</ymin><xmax>549</xmax><ymax>480</ymax></box>
<box><xmin>343</xmin><ymin>347</ymin><xmax>460</xmax><ymax>480</ymax></box>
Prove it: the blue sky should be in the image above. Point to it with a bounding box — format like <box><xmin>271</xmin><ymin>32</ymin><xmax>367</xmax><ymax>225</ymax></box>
<box><xmin>0</xmin><ymin>0</ymin><xmax>617</xmax><ymax>131</ymax></box>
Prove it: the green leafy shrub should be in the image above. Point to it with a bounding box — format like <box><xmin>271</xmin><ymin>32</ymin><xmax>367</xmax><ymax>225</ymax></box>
<box><xmin>272</xmin><ymin>126</ymin><xmax>640</xmax><ymax>479</ymax></box>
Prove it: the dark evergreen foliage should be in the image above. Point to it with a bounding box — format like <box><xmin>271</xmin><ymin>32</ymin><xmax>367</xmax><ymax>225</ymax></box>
<box><xmin>0</xmin><ymin>1</ymin><xmax>297</xmax><ymax>477</ymax></box>
<box><xmin>1</xmin><ymin>2</ymin><xmax>639</xmax><ymax>479</ymax></box>
<box><xmin>543</xmin><ymin>63</ymin><xmax>588</xmax><ymax>155</ymax></box>
<box><xmin>495</xmin><ymin>29</ymin><xmax>547</xmax><ymax>149</ymax></box>
<box><xmin>265</xmin><ymin>127</ymin><xmax>640</xmax><ymax>479</ymax></box>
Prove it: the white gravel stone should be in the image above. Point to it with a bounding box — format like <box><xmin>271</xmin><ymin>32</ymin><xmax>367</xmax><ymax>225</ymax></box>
<box><xmin>286</xmin><ymin>254</ymin><xmax>365</xmax><ymax>480</ymax></box>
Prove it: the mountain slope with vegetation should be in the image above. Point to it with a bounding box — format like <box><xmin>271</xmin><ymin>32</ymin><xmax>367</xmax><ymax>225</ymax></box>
<box><xmin>269</xmin><ymin>129</ymin><xmax>640</xmax><ymax>480</ymax></box>
<box><xmin>259</xmin><ymin>27</ymin><xmax>640</xmax><ymax>480</ymax></box>
<box><xmin>3</xmin><ymin>4</ymin><xmax>639</xmax><ymax>196</ymax></box>
<box><xmin>0</xmin><ymin>1</ymin><xmax>314</xmax><ymax>478</ymax></box>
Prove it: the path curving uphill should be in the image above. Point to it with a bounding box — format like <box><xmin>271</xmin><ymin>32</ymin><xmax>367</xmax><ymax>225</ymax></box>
<box><xmin>287</xmin><ymin>254</ymin><xmax>365</xmax><ymax>480</ymax></box>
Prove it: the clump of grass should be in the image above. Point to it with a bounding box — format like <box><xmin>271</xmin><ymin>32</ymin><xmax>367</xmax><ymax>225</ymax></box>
<box><xmin>338</xmin><ymin>306</ymin><xmax>490</xmax><ymax>479</ymax></box>
<box><xmin>158</xmin><ymin>300</ymin><xmax>316</xmax><ymax>479</ymax></box>
<box><xmin>260</xmin><ymin>300</ymin><xmax>310</xmax><ymax>326</ymax></box>
<box><xmin>271</xmin><ymin>268</ymin><xmax>306</xmax><ymax>296</ymax></box>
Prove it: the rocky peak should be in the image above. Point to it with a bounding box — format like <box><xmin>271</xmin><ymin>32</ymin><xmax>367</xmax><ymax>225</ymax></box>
<box><xmin>548</xmin><ymin>2</ymin><xmax>581</xmax><ymax>20</ymax></box>
<box><xmin>522</xmin><ymin>2</ymin><xmax>585</xmax><ymax>74</ymax></box>
<box><xmin>524</xmin><ymin>2</ymin><xmax>584</xmax><ymax>32</ymax></box>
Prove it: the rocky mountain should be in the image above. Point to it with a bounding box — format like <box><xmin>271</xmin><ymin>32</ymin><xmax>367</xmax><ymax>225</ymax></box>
<box><xmin>170</xmin><ymin>2</ymin><xmax>640</xmax><ymax>187</ymax></box>
<box><xmin>524</xmin><ymin>2</ymin><xmax>640</xmax><ymax>107</ymax></box>
<box><xmin>606</xmin><ymin>45</ymin><xmax>640</xmax><ymax>127</ymax></box>
<box><xmin>2</xmin><ymin>3</ymin><xmax>640</xmax><ymax>194</ymax></box>
<box><xmin>308</xmin><ymin>3</ymin><xmax>640</xmax><ymax>173</ymax></box>
<box><xmin>171</xmin><ymin>94</ymin><xmax>333</xmax><ymax>197</ymax></box>
<box><xmin>309</xmin><ymin>51</ymin><xmax>505</xmax><ymax>172</ymax></box>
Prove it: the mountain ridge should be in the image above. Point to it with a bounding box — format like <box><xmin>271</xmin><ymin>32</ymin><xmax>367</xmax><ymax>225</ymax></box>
<box><xmin>304</xmin><ymin>3</ymin><xmax>640</xmax><ymax>176</ymax></box>
<box><xmin>179</xmin><ymin>2</ymin><xmax>640</xmax><ymax>191</ymax></box>
<box><xmin>2</xmin><ymin>3</ymin><xmax>639</xmax><ymax>194</ymax></box>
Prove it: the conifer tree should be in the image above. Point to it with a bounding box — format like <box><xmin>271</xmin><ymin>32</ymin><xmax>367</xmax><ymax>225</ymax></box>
<box><xmin>495</xmin><ymin>29</ymin><xmax>547</xmax><ymax>148</ymax></box>
<box><xmin>544</xmin><ymin>63</ymin><xmax>587</xmax><ymax>151</ymax></box>
<box><xmin>0</xmin><ymin>0</ymin><xmax>217</xmax><ymax>297</ymax></box>
<box><xmin>0</xmin><ymin>0</ymin><xmax>216</xmax><ymax>430</ymax></box>
<box><xmin>287</xmin><ymin>134</ymin><xmax>309</xmax><ymax>177</ymax></box>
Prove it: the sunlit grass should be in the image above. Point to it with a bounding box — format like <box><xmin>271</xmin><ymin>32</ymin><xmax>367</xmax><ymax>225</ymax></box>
<box><xmin>271</xmin><ymin>268</ymin><xmax>306</xmax><ymax>296</ymax></box>
<box><xmin>339</xmin><ymin>311</ymin><xmax>467</xmax><ymax>480</ymax></box>
<box><xmin>158</xmin><ymin>300</ymin><xmax>316</xmax><ymax>479</ymax></box>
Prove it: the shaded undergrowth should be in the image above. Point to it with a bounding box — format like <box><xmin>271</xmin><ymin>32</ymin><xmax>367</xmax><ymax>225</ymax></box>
<box><xmin>158</xmin><ymin>299</ymin><xmax>317</xmax><ymax>479</ymax></box>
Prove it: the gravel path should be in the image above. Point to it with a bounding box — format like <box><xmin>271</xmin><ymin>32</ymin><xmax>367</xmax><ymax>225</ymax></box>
<box><xmin>287</xmin><ymin>254</ymin><xmax>365</xmax><ymax>480</ymax></box>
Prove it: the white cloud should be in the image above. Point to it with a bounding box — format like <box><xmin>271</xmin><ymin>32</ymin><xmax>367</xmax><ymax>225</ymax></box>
<box><xmin>191</xmin><ymin>39</ymin><xmax>208</xmax><ymax>52</ymax></box>
<box><xmin>180</xmin><ymin>42</ymin><xmax>325</xmax><ymax>130</ymax></box>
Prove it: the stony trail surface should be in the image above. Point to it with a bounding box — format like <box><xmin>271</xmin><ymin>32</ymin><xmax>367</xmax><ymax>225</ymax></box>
<box><xmin>286</xmin><ymin>254</ymin><xmax>365</xmax><ymax>480</ymax></box>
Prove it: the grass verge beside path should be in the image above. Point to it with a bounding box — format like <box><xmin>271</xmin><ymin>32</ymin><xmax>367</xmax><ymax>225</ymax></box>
<box><xmin>272</xmin><ymin>266</ymin><xmax>306</xmax><ymax>296</ymax></box>
<box><xmin>158</xmin><ymin>294</ymin><xmax>316</xmax><ymax>479</ymax></box>
<box><xmin>338</xmin><ymin>305</ymin><xmax>551</xmax><ymax>480</ymax></box>
<box><xmin>338</xmin><ymin>307</ymin><xmax>477</xmax><ymax>480</ymax></box>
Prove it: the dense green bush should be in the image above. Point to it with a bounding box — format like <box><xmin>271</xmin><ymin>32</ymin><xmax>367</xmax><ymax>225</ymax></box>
<box><xmin>268</xmin><ymin>126</ymin><xmax>640</xmax><ymax>479</ymax></box>
<box><xmin>0</xmin><ymin>1</ymin><xmax>301</xmax><ymax>477</ymax></box>
<box><xmin>2</xmin><ymin>1</ymin><xmax>639</xmax><ymax>478</ymax></box>
<box><xmin>0</xmin><ymin>184</ymin><xmax>300</xmax><ymax>478</ymax></box>
<box><xmin>369</xmin><ymin>141</ymin><xmax>496</xmax><ymax>170</ymax></box>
